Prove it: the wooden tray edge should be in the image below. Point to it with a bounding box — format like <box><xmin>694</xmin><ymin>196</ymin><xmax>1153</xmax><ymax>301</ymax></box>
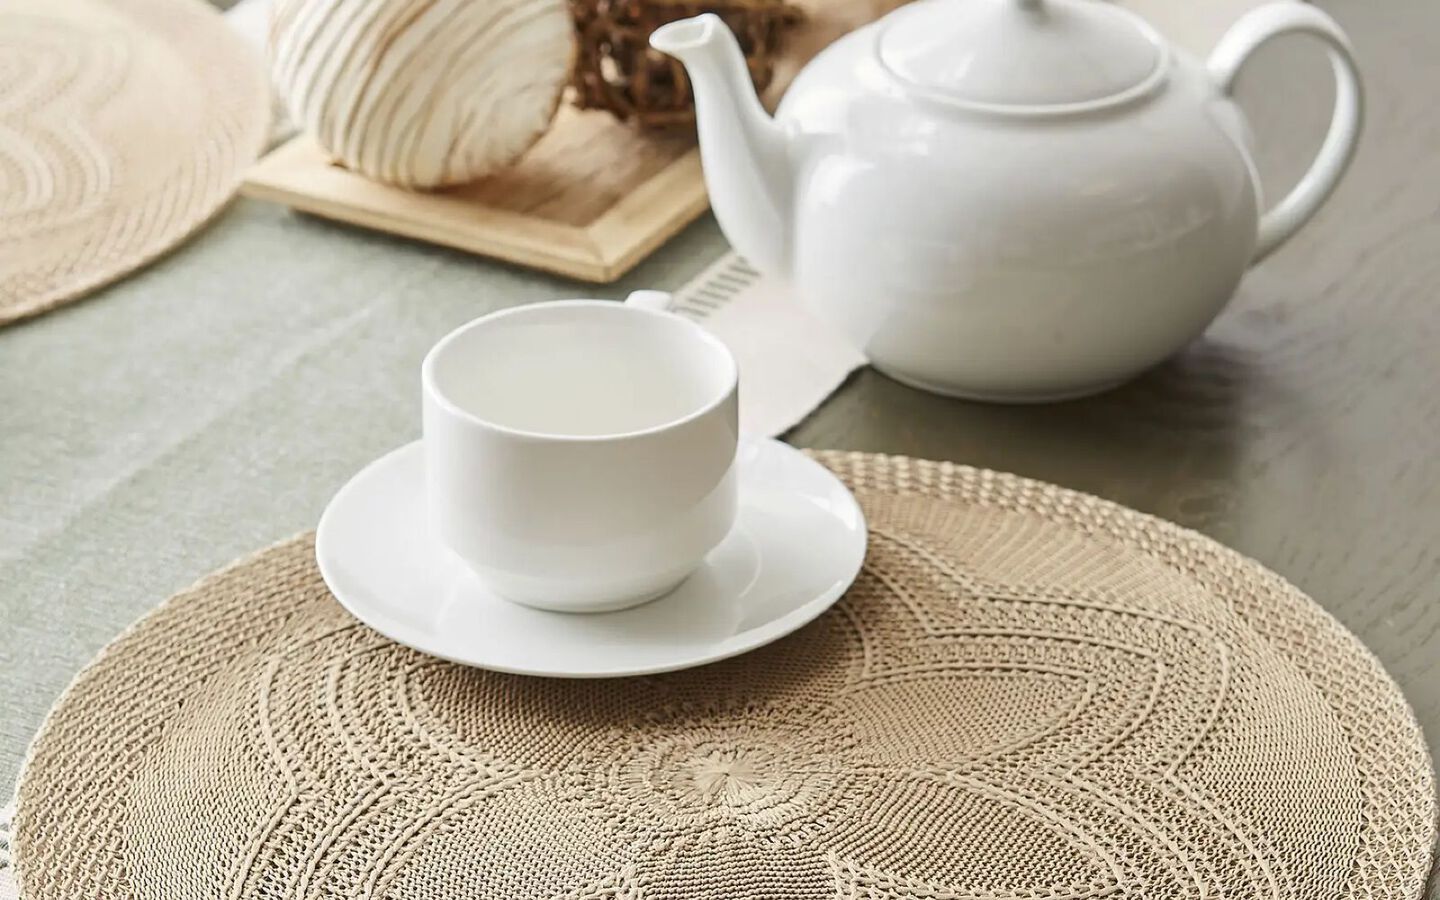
<box><xmin>241</xmin><ymin>137</ymin><xmax>710</xmax><ymax>284</ymax></box>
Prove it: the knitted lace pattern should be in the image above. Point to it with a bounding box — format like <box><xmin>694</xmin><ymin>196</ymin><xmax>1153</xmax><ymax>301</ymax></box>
<box><xmin>12</xmin><ymin>451</ymin><xmax>1435</xmax><ymax>900</ymax></box>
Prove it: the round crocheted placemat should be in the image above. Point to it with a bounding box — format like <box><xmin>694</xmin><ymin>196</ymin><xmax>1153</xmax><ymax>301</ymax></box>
<box><xmin>12</xmin><ymin>452</ymin><xmax>1436</xmax><ymax>900</ymax></box>
<box><xmin>0</xmin><ymin>0</ymin><xmax>269</xmax><ymax>325</ymax></box>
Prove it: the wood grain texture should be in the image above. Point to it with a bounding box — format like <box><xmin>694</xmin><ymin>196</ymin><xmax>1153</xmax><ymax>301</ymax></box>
<box><xmin>789</xmin><ymin>4</ymin><xmax>1440</xmax><ymax>889</ymax></box>
<box><xmin>459</xmin><ymin>108</ymin><xmax>696</xmax><ymax>226</ymax></box>
<box><xmin>241</xmin><ymin>114</ymin><xmax>707</xmax><ymax>282</ymax></box>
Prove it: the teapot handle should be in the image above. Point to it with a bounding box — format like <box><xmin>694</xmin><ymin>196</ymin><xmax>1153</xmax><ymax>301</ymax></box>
<box><xmin>1208</xmin><ymin>3</ymin><xmax>1363</xmax><ymax>265</ymax></box>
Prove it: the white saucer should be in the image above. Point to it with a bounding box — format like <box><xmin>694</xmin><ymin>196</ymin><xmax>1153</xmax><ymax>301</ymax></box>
<box><xmin>315</xmin><ymin>438</ymin><xmax>867</xmax><ymax>678</ymax></box>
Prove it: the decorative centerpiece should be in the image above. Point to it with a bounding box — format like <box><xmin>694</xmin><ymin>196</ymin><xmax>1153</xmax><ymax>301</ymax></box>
<box><xmin>240</xmin><ymin>0</ymin><xmax>851</xmax><ymax>281</ymax></box>
<box><xmin>268</xmin><ymin>0</ymin><xmax>576</xmax><ymax>188</ymax></box>
<box><xmin>570</xmin><ymin>0</ymin><xmax>802</xmax><ymax>128</ymax></box>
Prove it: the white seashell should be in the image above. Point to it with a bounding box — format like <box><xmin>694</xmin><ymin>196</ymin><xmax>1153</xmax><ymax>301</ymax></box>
<box><xmin>268</xmin><ymin>0</ymin><xmax>575</xmax><ymax>189</ymax></box>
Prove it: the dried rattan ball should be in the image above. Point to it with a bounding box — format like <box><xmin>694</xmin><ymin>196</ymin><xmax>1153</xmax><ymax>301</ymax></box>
<box><xmin>570</xmin><ymin>0</ymin><xmax>803</xmax><ymax>129</ymax></box>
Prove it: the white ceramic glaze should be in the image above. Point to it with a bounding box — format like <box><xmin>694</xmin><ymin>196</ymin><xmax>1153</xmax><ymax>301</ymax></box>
<box><xmin>421</xmin><ymin>291</ymin><xmax>740</xmax><ymax>612</ymax></box>
<box><xmin>315</xmin><ymin>438</ymin><xmax>868</xmax><ymax>677</ymax></box>
<box><xmin>651</xmin><ymin>0</ymin><xmax>1363</xmax><ymax>401</ymax></box>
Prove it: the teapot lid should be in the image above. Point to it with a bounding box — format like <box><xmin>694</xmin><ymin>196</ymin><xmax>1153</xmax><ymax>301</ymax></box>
<box><xmin>876</xmin><ymin>0</ymin><xmax>1168</xmax><ymax>114</ymax></box>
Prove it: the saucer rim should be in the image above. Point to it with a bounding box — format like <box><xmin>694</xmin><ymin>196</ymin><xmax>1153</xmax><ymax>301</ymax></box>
<box><xmin>315</xmin><ymin>438</ymin><xmax>868</xmax><ymax>678</ymax></box>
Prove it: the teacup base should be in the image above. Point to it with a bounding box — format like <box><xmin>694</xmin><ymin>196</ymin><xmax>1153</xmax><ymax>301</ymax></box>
<box><xmin>479</xmin><ymin>571</ymin><xmax>692</xmax><ymax>614</ymax></box>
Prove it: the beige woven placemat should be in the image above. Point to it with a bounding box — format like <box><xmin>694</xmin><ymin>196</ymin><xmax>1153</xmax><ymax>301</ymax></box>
<box><xmin>0</xmin><ymin>0</ymin><xmax>269</xmax><ymax>326</ymax></box>
<box><xmin>12</xmin><ymin>452</ymin><xmax>1436</xmax><ymax>900</ymax></box>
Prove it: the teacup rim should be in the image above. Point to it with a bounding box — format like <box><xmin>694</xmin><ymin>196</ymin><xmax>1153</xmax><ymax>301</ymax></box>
<box><xmin>421</xmin><ymin>298</ymin><xmax>739</xmax><ymax>444</ymax></box>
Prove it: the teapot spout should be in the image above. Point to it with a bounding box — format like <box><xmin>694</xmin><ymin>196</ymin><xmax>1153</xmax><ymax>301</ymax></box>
<box><xmin>651</xmin><ymin>14</ymin><xmax>793</xmax><ymax>275</ymax></box>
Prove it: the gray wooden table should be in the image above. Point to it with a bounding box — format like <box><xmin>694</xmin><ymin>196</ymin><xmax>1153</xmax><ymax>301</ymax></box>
<box><xmin>0</xmin><ymin>0</ymin><xmax>1435</xmax><ymax>890</ymax></box>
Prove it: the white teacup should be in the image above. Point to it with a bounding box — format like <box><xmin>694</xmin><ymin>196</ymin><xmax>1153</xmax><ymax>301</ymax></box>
<box><xmin>421</xmin><ymin>291</ymin><xmax>740</xmax><ymax>613</ymax></box>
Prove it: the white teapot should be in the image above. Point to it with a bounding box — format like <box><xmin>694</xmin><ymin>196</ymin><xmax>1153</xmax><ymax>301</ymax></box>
<box><xmin>651</xmin><ymin>0</ymin><xmax>1362</xmax><ymax>401</ymax></box>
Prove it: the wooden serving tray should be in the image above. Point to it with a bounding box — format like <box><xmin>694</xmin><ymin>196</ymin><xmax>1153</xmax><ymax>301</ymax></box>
<box><xmin>241</xmin><ymin>107</ymin><xmax>705</xmax><ymax>283</ymax></box>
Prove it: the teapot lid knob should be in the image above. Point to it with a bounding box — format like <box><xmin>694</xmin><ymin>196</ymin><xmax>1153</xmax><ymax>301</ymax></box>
<box><xmin>875</xmin><ymin>0</ymin><xmax>1166</xmax><ymax>112</ymax></box>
